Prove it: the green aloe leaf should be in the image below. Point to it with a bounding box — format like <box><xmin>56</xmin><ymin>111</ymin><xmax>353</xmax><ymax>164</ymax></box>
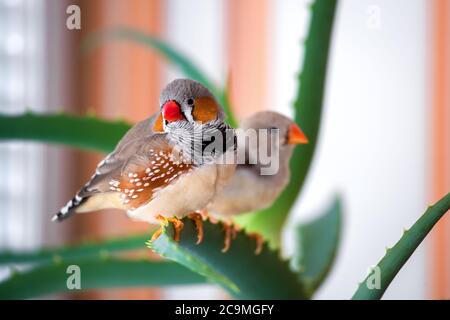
<box><xmin>82</xmin><ymin>27</ymin><xmax>238</xmax><ymax>128</ymax></box>
<box><xmin>0</xmin><ymin>234</ymin><xmax>147</xmax><ymax>265</ymax></box>
<box><xmin>236</xmin><ymin>0</ymin><xmax>338</xmax><ymax>247</ymax></box>
<box><xmin>149</xmin><ymin>217</ymin><xmax>307</xmax><ymax>299</ymax></box>
<box><xmin>293</xmin><ymin>197</ymin><xmax>342</xmax><ymax>296</ymax></box>
<box><xmin>0</xmin><ymin>112</ymin><xmax>130</xmax><ymax>153</ymax></box>
<box><xmin>352</xmin><ymin>192</ymin><xmax>450</xmax><ymax>300</ymax></box>
<box><xmin>0</xmin><ymin>258</ymin><xmax>205</xmax><ymax>300</ymax></box>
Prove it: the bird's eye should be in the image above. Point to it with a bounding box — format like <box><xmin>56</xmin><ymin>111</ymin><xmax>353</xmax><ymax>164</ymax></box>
<box><xmin>187</xmin><ymin>98</ymin><xmax>194</xmax><ymax>106</ymax></box>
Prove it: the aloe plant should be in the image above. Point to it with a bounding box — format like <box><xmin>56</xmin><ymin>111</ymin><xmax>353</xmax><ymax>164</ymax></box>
<box><xmin>149</xmin><ymin>218</ymin><xmax>307</xmax><ymax>299</ymax></box>
<box><xmin>294</xmin><ymin>197</ymin><xmax>342</xmax><ymax>295</ymax></box>
<box><xmin>0</xmin><ymin>0</ymin><xmax>449</xmax><ymax>300</ymax></box>
<box><xmin>352</xmin><ymin>192</ymin><xmax>450</xmax><ymax>300</ymax></box>
<box><xmin>0</xmin><ymin>259</ymin><xmax>205</xmax><ymax>300</ymax></box>
<box><xmin>0</xmin><ymin>234</ymin><xmax>147</xmax><ymax>265</ymax></box>
<box><xmin>0</xmin><ymin>199</ymin><xmax>340</xmax><ymax>299</ymax></box>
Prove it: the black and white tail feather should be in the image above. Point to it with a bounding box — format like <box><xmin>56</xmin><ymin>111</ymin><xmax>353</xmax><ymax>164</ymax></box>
<box><xmin>52</xmin><ymin>172</ymin><xmax>101</xmax><ymax>221</ymax></box>
<box><xmin>52</xmin><ymin>193</ymin><xmax>87</xmax><ymax>221</ymax></box>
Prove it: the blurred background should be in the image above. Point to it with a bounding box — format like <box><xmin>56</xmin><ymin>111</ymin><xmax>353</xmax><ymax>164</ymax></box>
<box><xmin>0</xmin><ymin>0</ymin><xmax>449</xmax><ymax>299</ymax></box>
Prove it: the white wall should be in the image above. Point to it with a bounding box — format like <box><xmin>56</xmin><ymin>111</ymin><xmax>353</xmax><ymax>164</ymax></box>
<box><xmin>165</xmin><ymin>0</ymin><xmax>226</xmax><ymax>85</ymax></box>
<box><xmin>273</xmin><ymin>0</ymin><xmax>428</xmax><ymax>299</ymax></box>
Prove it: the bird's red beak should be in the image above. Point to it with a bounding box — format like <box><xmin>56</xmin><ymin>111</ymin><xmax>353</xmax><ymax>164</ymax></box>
<box><xmin>162</xmin><ymin>100</ymin><xmax>185</xmax><ymax>123</ymax></box>
<box><xmin>288</xmin><ymin>123</ymin><xmax>308</xmax><ymax>145</ymax></box>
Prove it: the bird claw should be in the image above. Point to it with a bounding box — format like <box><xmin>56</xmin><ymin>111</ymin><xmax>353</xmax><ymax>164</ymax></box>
<box><xmin>167</xmin><ymin>217</ymin><xmax>184</xmax><ymax>242</ymax></box>
<box><xmin>150</xmin><ymin>227</ymin><xmax>163</xmax><ymax>242</ymax></box>
<box><xmin>188</xmin><ymin>212</ymin><xmax>204</xmax><ymax>244</ymax></box>
<box><xmin>198</xmin><ymin>209</ymin><xmax>209</xmax><ymax>221</ymax></box>
<box><xmin>156</xmin><ymin>214</ymin><xmax>184</xmax><ymax>242</ymax></box>
<box><xmin>221</xmin><ymin>221</ymin><xmax>238</xmax><ymax>253</ymax></box>
<box><xmin>248</xmin><ymin>232</ymin><xmax>264</xmax><ymax>255</ymax></box>
<box><xmin>156</xmin><ymin>214</ymin><xmax>169</xmax><ymax>226</ymax></box>
<box><xmin>199</xmin><ymin>209</ymin><xmax>220</xmax><ymax>224</ymax></box>
<box><xmin>154</xmin><ymin>214</ymin><xmax>261</xmax><ymax>254</ymax></box>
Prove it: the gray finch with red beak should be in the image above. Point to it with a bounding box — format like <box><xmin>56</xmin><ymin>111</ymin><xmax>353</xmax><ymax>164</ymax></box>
<box><xmin>53</xmin><ymin>79</ymin><xmax>236</xmax><ymax>239</ymax></box>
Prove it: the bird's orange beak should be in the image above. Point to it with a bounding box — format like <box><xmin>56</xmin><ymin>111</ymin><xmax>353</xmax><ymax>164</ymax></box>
<box><xmin>288</xmin><ymin>123</ymin><xmax>308</xmax><ymax>145</ymax></box>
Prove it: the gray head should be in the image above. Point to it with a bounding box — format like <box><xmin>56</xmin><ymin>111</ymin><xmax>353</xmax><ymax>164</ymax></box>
<box><xmin>241</xmin><ymin>111</ymin><xmax>308</xmax><ymax>148</ymax></box>
<box><xmin>159</xmin><ymin>79</ymin><xmax>225</xmax><ymax>126</ymax></box>
<box><xmin>157</xmin><ymin>79</ymin><xmax>234</xmax><ymax>164</ymax></box>
<box><xmin>236</xmin><ymin>111</ymin><xmax>308</xmax><ymax>177</ymax></box>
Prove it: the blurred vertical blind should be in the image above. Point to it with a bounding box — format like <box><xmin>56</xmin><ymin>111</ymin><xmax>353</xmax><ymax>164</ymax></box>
<box><xmin>75</xmin><ymin>0</ymin><xmax>164</xmax><ymax>299</ymax></box>
<box><xmin>0</xmin><ymin>0</ymin><xmax>46</xmax><ymax>279</ymax></box>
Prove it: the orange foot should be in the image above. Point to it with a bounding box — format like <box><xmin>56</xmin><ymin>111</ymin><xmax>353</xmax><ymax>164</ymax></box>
<box><xmin>156</xmin><ymin>215</ymin><xmax>184</xmax><ymax>242</ymax></box>
<box><xmin>150</xmin><ymin>227</ymin><xmax>163</xmax><ymax>242</ymax></box>
<box><xmin>199</xmin><ymin>209</ymin><xmax>219</xmax><ymax>224</ymax></box>
<box><xmin>222</xmin><ymin>221</ymin><xmax>238</xmax><ymax>253</ymax></box>
<box><xmin>188</xmin><ymin>212</ymin><xmax>204</xmax><ymax>244</ymax></box>
<box><xmin>198</xmin><ymin>209</ymin><xmax>209</xmax><ymax>221</ymax></box>
<box><xmin>248</xmin><ymin>232</ymin><xmax>264</xmax><ymax>255</ymax></box>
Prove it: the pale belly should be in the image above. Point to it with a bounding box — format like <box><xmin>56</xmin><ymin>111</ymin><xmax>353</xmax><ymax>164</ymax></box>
<box><xmin>207</xmin><ymin>169</ymin><xmax>284</xmax><ymax>217</ymax></box>
<box><xmin>127</xmin><ymin>162</ymin><xmax>235</xmax><ymax>224</ymax></box>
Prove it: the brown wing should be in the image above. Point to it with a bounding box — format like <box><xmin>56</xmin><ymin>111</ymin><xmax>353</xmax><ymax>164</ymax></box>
<box><xmin>111</xmin><ymin>138</ymin><xmax>194</xmax><ymax>210</ymax></box>
<box><xmin>53</xmin><ymin>116</ymin><xmax>184</xmax><ymax>221</ymax></box>
<box><xmin>82</xmin><ymin>113</ymin><xmax>160</xmax><ymax>195</ymax></box>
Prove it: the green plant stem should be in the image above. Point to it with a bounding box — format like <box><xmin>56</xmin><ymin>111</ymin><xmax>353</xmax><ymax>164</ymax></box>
<box><xmin>352</xmin><ymin>192</ymin><xmax>450</xmax><ymax>300</ymax></box>
<box><xmin>0</xmin><ymin>234</ymin><xmax>148</xmax><ymax>265</ymax></box>
<box><xmin>0</xmin><ymin>259</ymin><xmax>206</xmax><ymax>299</ymax></box>
<box><xmin>0</xmin><ymin>112</ymin><xmax>130</xmax><ymax>153</ymax></box>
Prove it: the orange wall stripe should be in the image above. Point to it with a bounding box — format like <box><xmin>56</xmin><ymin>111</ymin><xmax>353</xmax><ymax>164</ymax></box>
<box><xmin>78</xmin><ymin>0</ymin><xmax>164</xmax><ymax>299</ymax></box>
<box><xmin>430</xmin><ymin>0</ymin><xmax>450</xmax><ymax>300</ymax></box>
<box><xmin>227</xmin><ymin>0</ymin><xmax>269</xmax><ymax>119</ymax></box>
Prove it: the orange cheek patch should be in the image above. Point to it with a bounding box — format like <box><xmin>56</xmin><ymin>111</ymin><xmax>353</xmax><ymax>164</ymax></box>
<box><xmin>192</xmin><ymin>97</ymin><xmax>218</xmax><ymax>123</ymax></box>
<box><xmin>153</xmin><ymin>112</ymin><xmax>164</xmax><ymax>132</ymax></box>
